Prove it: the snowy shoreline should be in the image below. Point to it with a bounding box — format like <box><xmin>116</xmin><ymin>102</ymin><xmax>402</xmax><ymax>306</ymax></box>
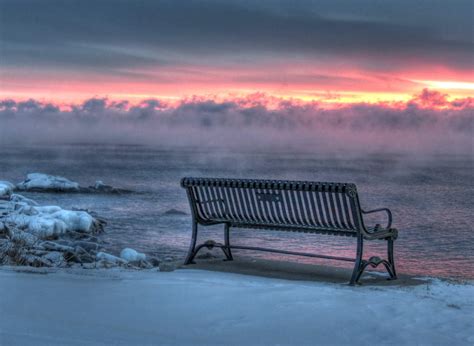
<box><xmin>1</xmin><ymin>266</ymin><xmax>473</xmax><ymax>345</ymax></box>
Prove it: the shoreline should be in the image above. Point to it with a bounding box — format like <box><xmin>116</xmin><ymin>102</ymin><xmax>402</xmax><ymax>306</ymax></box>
<box><xmin>1</xmin><ymin>256</ymin><xmax>472</xmax><ymax>286</ymax></box>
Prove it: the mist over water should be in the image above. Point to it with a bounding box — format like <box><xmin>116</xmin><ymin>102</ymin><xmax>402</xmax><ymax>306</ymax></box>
<box><xmin>1</xmin><ymin>144</ymin><xmax>472</xmax><ymax>280</ymax></box>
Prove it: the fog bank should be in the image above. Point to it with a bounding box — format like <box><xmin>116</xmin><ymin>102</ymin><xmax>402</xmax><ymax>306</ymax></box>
<box><xmin>0</xmin><ymin>91</ymin><xmax>472</xmax><ymax>155</ymax></box>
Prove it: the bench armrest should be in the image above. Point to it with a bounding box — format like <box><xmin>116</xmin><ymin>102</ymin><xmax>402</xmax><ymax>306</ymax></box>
<box><xmin>361</xmin><ymin>208</ymin><xmax>392</xmax><ymax>229</ymax></box>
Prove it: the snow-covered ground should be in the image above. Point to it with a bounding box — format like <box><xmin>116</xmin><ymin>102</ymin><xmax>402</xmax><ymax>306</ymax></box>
<box><xmin>0</xmin><ymin>268</ymin><xmax>472</xmax><ymax>345</ymax></box>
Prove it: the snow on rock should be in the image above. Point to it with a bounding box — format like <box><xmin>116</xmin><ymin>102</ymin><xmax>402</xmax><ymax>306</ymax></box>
<box><xmin>51</xmin><ymin>210</ymin><xmax>94</xmax><ymax>233</ymax></box>
<box><xmin>0</xmin><ymin>192</ymin><xmax>107</xmax><ymax>267</ymax></box>
<box><xmin>120</xmin><ymin>248</ymin><xmax>146</xmax><ymax>262</ymax></box>
<box><xmin>0</xmin><ymin>181</ymin><xmax>14</xmax><ymax>198</ymax></box>
<box><xmin>14</xmin><ymin>173</ymin><xmax>133</xmax><ymax>194</ymax></box>
<box><xmin>16</xmin><ymin>173</ymin><xmax>80</xmax><ymax>192</ymax></box>
<box><xmin>4</xmin><ymin>206</ymin><xmax>96</xmax><ymax>238</ymax></box>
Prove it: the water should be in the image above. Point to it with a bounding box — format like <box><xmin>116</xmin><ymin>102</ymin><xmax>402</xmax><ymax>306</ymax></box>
<box><xmin>1</xmin><ymin>144</ymin><xmax>473</xmax><ymax>280</ymax></box>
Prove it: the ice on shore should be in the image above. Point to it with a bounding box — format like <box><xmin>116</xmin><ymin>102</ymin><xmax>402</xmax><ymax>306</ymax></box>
<box><xmin>16</xmin><ymin>173</ymin><xmax>80</xmax><ymax>192</ymax></box>
<box><xmin>0</xmin><ymin>181</ymin><xmax>14</xmax><ymax>198</ymax></box>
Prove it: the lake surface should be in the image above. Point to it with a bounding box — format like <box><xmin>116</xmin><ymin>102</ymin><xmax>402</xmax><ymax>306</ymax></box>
<box><xmin>1</xmin><ymin>144</ymin><xmax>473</xmax><ymax>280</ymax></box>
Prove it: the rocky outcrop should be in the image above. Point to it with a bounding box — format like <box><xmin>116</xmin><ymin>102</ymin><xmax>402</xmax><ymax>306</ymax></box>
<box><xmin>15</xmin><ymin>173</ymin><xmax>133</xmax><ymax>194</ymax></box>
<box><xmin>0</xmin><ymin>190</ymin><xmax>157</xmax><ymax>269</ymax></box>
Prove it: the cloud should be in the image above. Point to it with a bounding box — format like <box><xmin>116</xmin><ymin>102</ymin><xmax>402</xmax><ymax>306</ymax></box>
<box><xmin>0</xmin><ymin>90</ymin><xmax>472</xmax><ymax>155</ymax></box>
<box><xmin>0</xmin><ymin>0</ymin><xmax>472</xmax><ymax>74</ymax></box>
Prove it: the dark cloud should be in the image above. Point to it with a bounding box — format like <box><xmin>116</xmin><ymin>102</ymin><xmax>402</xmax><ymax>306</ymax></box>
<box><xmin>0</xmin><ymin>0</ymin><xmax>472</xmax><ymax>73</ymax></box>
<box><xmin>0</xmin><ymin>92</ymin><xmax>472</xmax><ymax>154</ymax></box>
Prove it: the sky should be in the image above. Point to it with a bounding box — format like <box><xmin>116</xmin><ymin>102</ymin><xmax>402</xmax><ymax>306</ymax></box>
<box><xmin>0</xmin><ymin>0</ymin><xmax>472</xmax><ymax>153</ymax></box>
<box><xmin>0</xmin><ymin>0</ymin><xmax>473</xmax><ymax>106</ymax></box>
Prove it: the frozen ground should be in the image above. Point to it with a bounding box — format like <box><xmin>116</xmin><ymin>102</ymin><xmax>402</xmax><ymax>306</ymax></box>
<box><xmin>0</xmin><ymin>267</ymin><xmax>473</xmax><ymax>346</ymax></box>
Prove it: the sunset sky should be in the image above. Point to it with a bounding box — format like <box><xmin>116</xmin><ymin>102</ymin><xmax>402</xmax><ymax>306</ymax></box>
<box><xmin>0</xmin><ymin>0</ymin><xmax>473</xmax><ymax>107</ymax></box>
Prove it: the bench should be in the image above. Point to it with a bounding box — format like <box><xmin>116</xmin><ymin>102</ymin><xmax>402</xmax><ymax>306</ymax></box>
<box><xmin>181</xmin><ymin>177</ymin><xmax>398</xmax><ymax>285</ymax></box>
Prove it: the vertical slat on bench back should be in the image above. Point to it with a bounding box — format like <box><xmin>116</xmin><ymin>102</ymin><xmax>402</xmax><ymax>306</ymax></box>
<box><xmin>182</xmin><ymin>178</ymin><xmax>361</xmax><ymax>232</ymax></box>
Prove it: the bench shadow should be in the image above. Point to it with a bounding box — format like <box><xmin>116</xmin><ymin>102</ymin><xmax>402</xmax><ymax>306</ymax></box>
<box><xmin>185</xmin><ymin>256</ymin><xmax>427</xmax><ymax>287</ymax></box>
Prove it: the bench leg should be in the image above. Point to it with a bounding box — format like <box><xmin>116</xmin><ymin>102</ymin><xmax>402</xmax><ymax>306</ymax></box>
<box><xmin>387</xmin><ymin>238</ymin><xmax>397</xmax><ymax>279</ymax></box>
<box><xmin>223</xmin><ymin>224</ymin><xmax>233</xmax><ymax>261</ymax></box>
<box><xmin>184</xmin><ymin>221</ymin><xmax>198</xmax><ymax>265</ymax></box>
<box><xmin>349</xmin><ymin>235</ymin><xmax>364</xmax><ymax>285</ymax></box>
<box><xmin>350</xmin><ymin>236</ymin><xmax>398</xmax><ymax>284</ymax></box>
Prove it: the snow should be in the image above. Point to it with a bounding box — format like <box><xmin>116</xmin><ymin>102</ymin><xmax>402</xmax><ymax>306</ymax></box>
<box><xmin>0</xmin><ymin>181</ymin><xmax>14</xmax><ymax>198</ymax></box>
<box><xmin>0</xmin><ymin>268</ymin><xmax>472</xmax><ymax>345</ymax></box>
<box><xmin>16</xmin><ymin>173</ymin><xmax>80</xmax><ymax>192</ymax></box>
<box><xmin>120</xmin><ymin>247</ymin><xmax>146</xmax><ymax>262</ymax></box>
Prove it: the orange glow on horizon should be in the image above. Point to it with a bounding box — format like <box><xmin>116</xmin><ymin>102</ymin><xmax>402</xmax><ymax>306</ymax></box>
<box><xmin>1</xmin><ymin>62</ymin><xmax>472</xmax><ymax>107</ymax></box>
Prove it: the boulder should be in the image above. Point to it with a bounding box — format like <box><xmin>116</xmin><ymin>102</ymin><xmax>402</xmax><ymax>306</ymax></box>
<box><xmin>164</xmin><ymin>208</ymin><xmax>187</xmax><ymax>216</ymax></box>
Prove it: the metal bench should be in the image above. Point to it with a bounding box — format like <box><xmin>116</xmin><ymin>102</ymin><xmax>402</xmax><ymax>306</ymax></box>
<box><xmin>181</xmin><ymin>177</ymin><xmax>398</xmax><ymax>285</ymax></box>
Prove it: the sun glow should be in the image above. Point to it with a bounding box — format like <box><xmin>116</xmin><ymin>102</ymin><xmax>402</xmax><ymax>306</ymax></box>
<box><xmin>414</xmin><ymin>80</ymin><xmax>474</xmax><ymax>91</ymax></box>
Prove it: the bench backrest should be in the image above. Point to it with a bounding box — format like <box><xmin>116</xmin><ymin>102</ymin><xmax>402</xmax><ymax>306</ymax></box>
<box><xmin>181</xmin><ymin>177</ymin><xmax>363</xmax><ymax>233</ymax></box>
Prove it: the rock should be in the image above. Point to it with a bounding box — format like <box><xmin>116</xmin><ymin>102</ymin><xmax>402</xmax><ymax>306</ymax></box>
<box><xmin>40</xmin><ymin>241</ymin><xmax>75</xmax><ymax>252</ymax></box>
<box><xmin>81</xmin><ymin>263</ymin><xmax>97</xmax><ymax>269</ymax></box>
<box><xmin>73</xmin><ymin>241</ymin><xmax>100</xmax><ymax>253</ymax></box>
<box><xmin>120</xmin><ymin>248</ymin><xmax>146</xmax><ymax>262</ymax></box>
<box><xmin>9</xmin><ymin>194</ymin><xmax>39</xmax><ymax>206</ymax></box>
<box><xmin>148</xmin><ymin>257</ymin><xmax>160</xmax><ymax>267</ymax></box>
<box><xmin>74</xmin><ymin>247</ymin><xmax>95</xmax><ymax>263</ymax></box>
<box><xmin>16</xmin><ymin>173</ymin><xmax>81</xmax><ymax>192</ymax></box>
<box><xmin>96</xmin><ymin>252</ymin><xmax>126</xmax><ymax>265</ymax></box>
<box><xmin>42</xmin><ymin>251</ymin><xmax>65</xmax><ymax>266</ymax></box>
<box><xmin>0</xmin><ymin>181</ymin><xmax>15</xmax><ymax>198</ymax></box>
<box><xmin>128</xmin><ymin>259</ymin><xmax>153</xmax><ymax>269</ymax></box>
<box><xmin>18</xmin><ymin>253</ymin><xmax>52</xmax><ymax>267</ymax></box>
<box><xmin>54</xmin><ymin>239</ymin><xmax>75</xmax><ymax>247</ymax></box>
<box><xmin>159</xmin><ymin>262</ymin><xmax>177</xmax><ymax>272</ymax></box>
<box><xmin>164</xmin><ymin>208</ymin><xmax>187</xmax><ymax>216</ymax></box>
<box><xmin>81</xmin><ymin>180</ymin><xmax>133</xmax><ymax>194</ymax></box>
<box><xmin>10</xmin><ymin>230</ymin><xmax>39</xmax><ymax>247</ymax></box>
